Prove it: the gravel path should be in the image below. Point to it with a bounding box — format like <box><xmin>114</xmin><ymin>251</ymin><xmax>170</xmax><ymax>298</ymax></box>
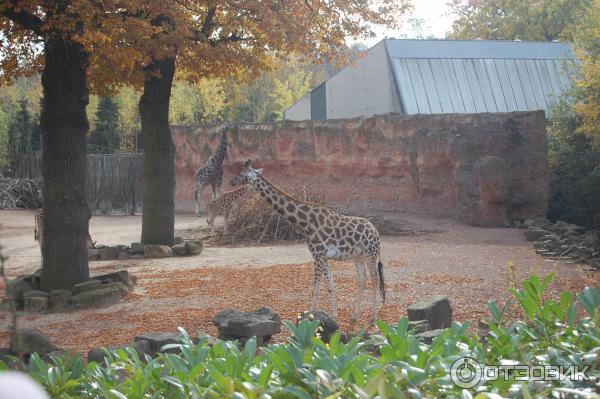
<box><xmin>0</xmin><ymin>209</ymin><xmax>597</xmax><ymax>355</ymax></box>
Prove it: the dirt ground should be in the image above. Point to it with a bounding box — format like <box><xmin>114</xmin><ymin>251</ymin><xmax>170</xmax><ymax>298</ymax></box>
<box><xmin>0</xmin><ymin>209</ymin><xmax>598</xmax><ymax>355</ymax></box>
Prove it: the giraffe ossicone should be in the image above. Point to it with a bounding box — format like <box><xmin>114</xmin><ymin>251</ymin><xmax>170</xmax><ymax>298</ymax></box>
<box><xmin>231</xmin><ymin>160</ymin><xmax>386</xmax><ymax>325</ymax></box>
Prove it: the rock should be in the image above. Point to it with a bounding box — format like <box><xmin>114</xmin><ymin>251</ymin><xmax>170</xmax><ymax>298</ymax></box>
<box><xmin>22</xmin><ymin>289</ymin><xmax>50</xmax><ymax>299</ymax></box>
<box><xmin>171</xmin><ymin>244</ymin><xmax>187</xmax><ymax>256</ymax></box>
<box><xmin>10</xmin><ymin>328</ymin><xmax>57</xmax><ymax>356</ymax></box>
<box><xmin>415</xmin><ymin>329</ymin><xmax>444</xmax><ymax>344</ymax></box>
<box><xmin>174</xmin><ymin>236</ymin><xmax>184</xmax><ymax>245</ymax></box>
<box><xmin>117</xmin><ymin>252</ymin><xmax>130</xmax><ymax>260</ymax></box>
<box><xmin>144</xmin><ymin>244</ymin><xmax>173</xmax><ymax>258</ymax></box>
<box><xmin>106</xmin><ymin>282</ymin><xmax>129</xmax><ymax>296</ymax></box>
<box><xmin>88</xmin><ymin>339</ymin><xmax>151</xmax><ymax>363</ymax></box>
<box><xmin>184</xmin><ymin>240</ymin><xmax>203</xmax><ymax>255</ymax></box>
<box><xmin>24</xmin><ymin>297</ymin><xmax>48</xmax><ymax>313</ymax></box>
<box><xmin>213</xmin><ymin>307</ymin><xmax>281</xmax><ymax>344</ymax></box>
<box><xmin>297</xmin><ymin>310</ymin><xmax>338</xmax><ymax>342</ymax></box>
<box><xmin>100</xmin><ymin>246</ymin><xmax>121</xmax><ymax>261</ymax></box>
<box><xmin>91</xmin><ymin>270</ymin><xmax>135</xmax><ymax>290</ymax></box>
<box><xmin>408</xmin><ymin>320</ymin><xmax>431</xmax><ymax>334</ymax></box>
<box><xmin>131</xmin><ymin>242</ymin><xmax>144</xmax><ymax>255</ymax></box>
<box><xmin>196</xmin><ymin>331</ymin><xmax>220</xmax><ymax>347</ymax></box>
<box><xmin>69</xmin><ymin>285</ymin><xmax>122</xmax><ymax>308</ymax></box>
<box><xmin>49</xmin><ymin>290</ymin><xmax>72</xmax><ymax>310</ymax></box>
<box><xmin>88</xmin><ymin>249</ymin><xmax>101</xmax><ymax>261</ymax></box>
<box><xmin>72</xmin><ymin>280</ymin><xmax>102</xmax><ymax>295</ymax></box>
<box><xmin>408</xmin><ymin>296</ymin><xmax>452</xmax><ymax>330</ymax></box>
<box><xmin>524</xmin><ymin>227</ymin><xmax>548</xmax><ymax>242</ymax></box>
<box><xmin>134</xmin><ymin>333</ymin><xmax>180</xmax><ymax>354</ymax></box>
<box><xmin>6</xmin><ymin>278</ymin><xmax>33</xmax><ymax>304</ymax></box>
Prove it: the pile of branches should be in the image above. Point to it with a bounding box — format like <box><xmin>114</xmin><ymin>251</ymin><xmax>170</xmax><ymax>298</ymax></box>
<box><xmin>0</xmin><ymin>178</ymin><xmax>42</xmax><ymax>209</ymax></box>
<box><xmin>211</xmin><ymin>186</ymin><xmax>323</xmax><ymax>245</ymax></box>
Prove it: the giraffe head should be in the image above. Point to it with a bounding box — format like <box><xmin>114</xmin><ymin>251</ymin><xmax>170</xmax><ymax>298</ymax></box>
<box><xmin>230</xmin><ymin>160</ymin><xmax>263</xmax><ymax>186</ymax></box>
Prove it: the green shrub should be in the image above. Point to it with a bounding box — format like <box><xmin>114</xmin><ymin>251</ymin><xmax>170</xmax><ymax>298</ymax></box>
<box><xmin>2</xmin><ymin>273</ymin><xmax>599</xmax><ymax>398</ymax></box>
<box><xmin>548</xmin><ymin>101</ymin><xmax>600</xmax><ymax>228</ymax></box>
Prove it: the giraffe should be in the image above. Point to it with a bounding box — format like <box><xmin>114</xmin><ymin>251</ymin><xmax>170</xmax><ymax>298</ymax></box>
<box><xmin>231</xmin><ymin>160</ymin><xmax>386</xmax><ymax>325</ymax></box>
<box><xmin>193</xmin><ymin>126</ymin><xmax>228</xmax><ymax>216</ymax></box>
<box><xmin>206</xmin><ymin>184</ymin><xmax>252</xmax><ymax>235</ymax></box>
<box><xmin>34</xmin><ymin>208</ymin><xmax>95</xmax><ymax>251</ymax></box>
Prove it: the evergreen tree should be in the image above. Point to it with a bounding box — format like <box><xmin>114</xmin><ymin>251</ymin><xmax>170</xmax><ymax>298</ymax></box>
<box><xmin>88</xmin><ymin>96</ymin><xmax>120</xmax><ymax>154</ymax></box>
<box><xmin>7</xmin><ymin>99</ymin><xmax>34</xmax><ymax>164</ymax></box>
<box><xmin>30</xmin><ymin>98</ymin><xmax>43</xmax><ymax>153</ymax></box>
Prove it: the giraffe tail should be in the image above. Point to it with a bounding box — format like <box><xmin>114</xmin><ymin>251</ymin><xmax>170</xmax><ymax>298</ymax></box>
<box><xmin>378</xmin><ymin>260</ymin><xmax>386</xmax><ymax>303</ymax></box>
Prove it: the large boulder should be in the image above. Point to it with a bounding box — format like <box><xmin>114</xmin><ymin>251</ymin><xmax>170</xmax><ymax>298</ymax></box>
<box><xmin>10</xmin><ymin>329</ymin><xmax>57</xmax><ymax>357</ymax></box>
<box><xmin>408</xmin><ymin>296</ymin><xmax>452</xmax><ymax>330</ymax></box>
<box><xmin>184</xmin><ymin>240</ymin><xmax>203</xmax><ymax>255</ymax></box>
<box><xmin>24</xmin><ymin>296</ymin><xmax>48</xmax><ymax>313</ymax></box>
<box><xmin>134</xmin><ymin>333</ymin><xmax>180</xmax><ymax>354</ymax></box>
<box><xmin>69</xmin><ymin>285</ymin><xmax>122</xmax><ymax>308</ymax></box>
<box><xmin>88</xmin><ymin>340</ymin><xmax>151</xmax><ymax>364</ymax></box>
<box><xmin>72</xmin><ymin>280</ymin><xmax>102</xmax><ymax>295</ymax></box>
<box><xmin>49</xmin><ymin>290</ymin><xmax>72</xmax><ymax>311</ymax></box>
<box><xmin>88</xmin><ymin>249</ymin><xmax>101</xmax><ymax>261</ymax></box>
<box><xmin>91</xmin><ymin>270</ymin><xmax>135</xmax><ymax>290</ymax></box>
<box><xmin>213</xmin><ymin>307</ymin><xmax>280</xmax><ymax>345</ymax></box>
<box><xmin>131</xmin><ymin>242</ymin><xmax>144</xmax><ymax>255</ymax></box>
<box><xmin>171</xmin><ymin>244</ymin><xmax>187</xmax><ymax>256</ymax></box>
<box><xmin>144</xmin><ymin>245</ymin><xmax>173</xmax><ymax>258</ymax></box>
<box><xmin>524</xmin><ymin>227</ymin><xmax>549</xmax><ymax>242</ymax></box>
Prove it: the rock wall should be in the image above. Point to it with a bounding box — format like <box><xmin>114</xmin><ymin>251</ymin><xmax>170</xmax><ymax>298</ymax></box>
<box><xmin>172</xmin><ymin>111</ymin><xmax>549</xmax><ymax>226</ymax></box>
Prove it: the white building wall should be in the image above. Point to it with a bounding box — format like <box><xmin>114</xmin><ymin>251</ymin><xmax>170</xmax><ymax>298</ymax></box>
<box><xmin>283</xmin><ymin>93</ymin><xmax>311</xmax><ymax>121</ymax></box>
<box><xmin>325</xmin><ymin>41</ymin><xmax>401</xmax><ymax>119</ymax></box>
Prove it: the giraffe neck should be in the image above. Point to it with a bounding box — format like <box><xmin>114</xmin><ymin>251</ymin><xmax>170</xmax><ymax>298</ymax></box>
<box><xmin>212</xmin><ymin>130</ymin><xmax>227</xmax><ymax>165</ymax></box>
<box><xmin>252</xmin><ymin>174</ymin><xmax>314</xmax><ymax>234</ymax></box>
<box><xmin>229</xmin><ymin>184</ymin><xmax>250</xmax><ymax>199</ymax></box>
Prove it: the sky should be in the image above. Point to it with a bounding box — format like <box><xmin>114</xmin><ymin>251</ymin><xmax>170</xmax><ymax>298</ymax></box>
<box><xmin>364</xmin><ymin>0</ymin><xmax>456</xmax><ymax>45</ymax></box>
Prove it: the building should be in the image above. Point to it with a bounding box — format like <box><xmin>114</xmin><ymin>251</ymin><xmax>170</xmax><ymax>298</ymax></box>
<box><xmin>283</xmin><ymin>39</ymin><xmax>575</xmax><ymax>120</ymax></box>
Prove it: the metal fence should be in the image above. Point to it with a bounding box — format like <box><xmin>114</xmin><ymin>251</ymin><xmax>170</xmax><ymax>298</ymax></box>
<box><xmin>3</xmin><ymin>153</ymin><xmax>144</xmax><ymax>215</ymax></box>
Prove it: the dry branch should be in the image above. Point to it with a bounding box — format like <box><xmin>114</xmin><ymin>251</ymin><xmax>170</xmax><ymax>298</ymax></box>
<box><xmin>0</xmin><ymin>178</ymin><xmax>42</xmax><ymax>209</ymax></box>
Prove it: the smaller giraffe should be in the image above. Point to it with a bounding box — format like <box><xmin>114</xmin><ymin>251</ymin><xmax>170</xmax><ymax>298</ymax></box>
<box><xmin>206</xmin><ymin>184</ymin><xmax>252</xmax><ymax>234</ymax></box>
<box><xmin>34</xmin><ymin>208</ymin><xmax>95</xmax><ymax>251</ymax></box>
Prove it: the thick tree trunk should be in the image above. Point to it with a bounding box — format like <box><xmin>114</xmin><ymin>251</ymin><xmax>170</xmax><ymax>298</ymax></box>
<box><xmin>40</xmin><ymin>37</ymin><xmax>90</xmax><ymax>291</ymax></box>
<box><xmin>139</xmin><ymin>57</ymin><xmax>176</xmax><ymax>245</ymax></box>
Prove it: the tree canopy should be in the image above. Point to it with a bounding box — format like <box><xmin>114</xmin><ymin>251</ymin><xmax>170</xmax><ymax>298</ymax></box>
<box><xmin>448</xmin><ymin>0</ymin><xmax>590</xmax><ymax>41</ymax></box>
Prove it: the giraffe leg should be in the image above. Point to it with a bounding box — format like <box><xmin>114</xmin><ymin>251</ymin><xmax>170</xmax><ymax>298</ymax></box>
<box><xmin>194</xmin><ymin>182</ymin><xmax>205</xmax><ymax>217</ymax></box>
<box><xmin>350</xmin><ymin>256</ymin><xmax>367</xmax><ymax>324</ymax></box>
<box><xmin>322</xmin><ymin>260</ymin><xmax>338</xmax><ymax>320</ymax></box>
<box><xmin>223</xmin><ymin>209</ymin><xmax>229</xmax><ymax>235</ymax></box>
<box><xmin>366</xmin><ymin>256</ymin><xmax>379</xmax><ymax>326</ymax></box>
<box><xmin>208</xmin><ymin>213</ymin><xmax>216</xmax><ymax>235</ymax></box>
<box><xmin>309</xmin><ymin>257</ymin><xmax>323</xmax><ymax>313</ymax></box>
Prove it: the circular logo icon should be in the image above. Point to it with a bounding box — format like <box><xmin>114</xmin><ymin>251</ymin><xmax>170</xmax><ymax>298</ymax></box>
<box><xmin>450</xmin><ymin>357</ymin><xmax>483</xmax><ymax>389</ymax></box>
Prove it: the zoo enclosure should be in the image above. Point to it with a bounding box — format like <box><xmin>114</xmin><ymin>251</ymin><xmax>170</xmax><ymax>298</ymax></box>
<box><xmin>3</xmin><ymin>153</ymin><xmax>144</xmax><ymax>215</ymax></box>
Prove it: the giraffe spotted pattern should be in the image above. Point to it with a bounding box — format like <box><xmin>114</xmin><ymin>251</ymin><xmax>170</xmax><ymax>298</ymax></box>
<box><xmin>206</xmin><ymin>184</ymin><xmax>252</xmax><ymax>234</ymax></box>
<box><xmin>231</xmin><ymin>160</ymin><xmax>386</xmax><ymax>325</ymax></box>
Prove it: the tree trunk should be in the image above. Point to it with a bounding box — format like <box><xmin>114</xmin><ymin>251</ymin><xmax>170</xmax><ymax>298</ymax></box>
<box><xmin>40</xmin><ymin>36</ymin><xmax>90</xmax><ymax>291</ymax></box>
<box><xmin>139</xmin><ymin>57</ymin><xmax>176</xmax><ymax>245</ymax></box>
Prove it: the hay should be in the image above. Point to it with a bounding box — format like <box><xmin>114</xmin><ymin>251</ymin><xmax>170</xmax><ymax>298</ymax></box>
<box><xmin>0</xmin><ymin>178</ymin><xmax>42</xmax><ymax>209</ymax></box>
<box><xmin>209</xmin><ymin>185</ymin><xmax>324</xmax><ymax>245</ymax></box>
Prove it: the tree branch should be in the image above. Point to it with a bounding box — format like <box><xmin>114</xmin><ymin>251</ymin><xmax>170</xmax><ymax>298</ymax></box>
<box><xmin>0</xmin><ymin>2</ymin><xmax>44</xmax><ymax>36</ymax></box>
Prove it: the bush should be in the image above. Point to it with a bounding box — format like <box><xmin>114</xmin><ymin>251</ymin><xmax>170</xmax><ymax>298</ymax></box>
<box><xmin>2</xmin><ymin>273</ymin><xmax>600</xmax><ymax>398</ymax></box>
<box><xmin>548</xmin><ymin>102</ymin><xmax>600</xmax><ymax>228</ymax></box>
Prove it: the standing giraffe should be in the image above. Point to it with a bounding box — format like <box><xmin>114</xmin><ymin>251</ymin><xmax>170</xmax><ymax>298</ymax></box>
<box><xmin>193</xmin><ymin>126</ymin><xmax>228</xmax><ymax>216</ymax></box>
<box><xmin>34</xmin><ymin>208</ymin><xmax>95</xmax><ymax>250</ymax></box>
<box><xmin>231</xmin><ymin>160</ymin><xmax>386</xmax><ymax>325</ymax></box>
<box><xmin>206</xmin><ymin>184</ymin><xmax>252</xmax><ymax>235</ymax></box>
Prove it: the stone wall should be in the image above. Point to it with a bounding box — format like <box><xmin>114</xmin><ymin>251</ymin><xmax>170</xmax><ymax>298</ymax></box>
<box><xmin>172</xmin><ymin>111</ymin><xmax>549</xmax><ymax>226</ymax></box>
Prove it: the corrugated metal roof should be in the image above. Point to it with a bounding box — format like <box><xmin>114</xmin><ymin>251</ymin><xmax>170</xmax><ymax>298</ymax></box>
<box><xmin>385</xmin><ymin>39</ymin><xmax>575</xmax><ymax>114</ymax></box>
